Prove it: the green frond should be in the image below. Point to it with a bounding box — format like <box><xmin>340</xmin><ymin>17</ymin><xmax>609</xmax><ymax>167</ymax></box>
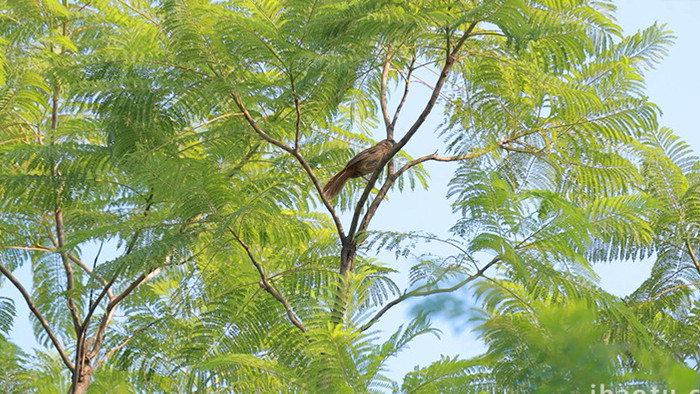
<box><xmin>586</xmin><ymin>195</ymin><xmax>655</xmax><ymax>262</ymax></box>
<box><xmin>617</xmin><ymin>23</ymin><xmax>675</xmax><ymax>71</ymax></box>
<box><xmin>401</xmin><ymin>355</ymin><xmax>494</xmax><ymax>393</ymax></box>
<box><xmin>0</xmin><ymin>296</ymin><xmax>15</xmax><ymax>335</ymax></box>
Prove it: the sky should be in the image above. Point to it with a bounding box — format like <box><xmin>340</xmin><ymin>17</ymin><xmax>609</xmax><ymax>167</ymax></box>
<box><xmin>3</xmin><ymin>0</ymin><xmax>700</xmax><ymax>387</ymax></box>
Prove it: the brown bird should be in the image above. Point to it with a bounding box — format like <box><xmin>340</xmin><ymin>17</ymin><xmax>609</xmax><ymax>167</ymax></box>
<box><xmin>322</xmin><ymin>138</ymin><xmax>396</xmax><ymax>200</ymax></box>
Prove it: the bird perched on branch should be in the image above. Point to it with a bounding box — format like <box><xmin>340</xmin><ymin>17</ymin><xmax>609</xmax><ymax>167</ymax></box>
<box><xmin>322</xmin><ymin>138</ymin><xmax>396</xmax><ymax>200</ymax></box>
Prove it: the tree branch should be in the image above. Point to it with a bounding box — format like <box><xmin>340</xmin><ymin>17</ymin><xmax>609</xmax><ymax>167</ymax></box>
<box><xmin>391</xmin><ymin>53</ymin><xmax>415</xmax><ymax>130</ymax></box>
<box><xmin>7</xmin><ymin>245</ymin><xmax>116</xmax><ymax>303</ymax></box>
<box><xmin>360</xmin><ymin>256</ymin><xmax>500</xmax><ymax>332</ymax></box>
<box><xmin>87</xmin><ymin>267</ymin><xmax>161</xmax><ymax>359</ymax></box>
<box><xmin>231</xmin><ymin>230</ymin><xmax>306</xmax><ymax>332</ymax></box>
<box><xmin>642</xmin><ymin>281</ymin><xmax>700</xmax><ymax>304</ymax></box>
<box><xmin>230</xmin><ymin>92</ymin><xmax>345</xmax><ymax>241</ymax></box>
<box><xmin>379</xmin><ymin>51</ymin><xmax>393</xmax><ymax>137</ymax></box>
<box><xmin>395</xmin><ymin>150</ymin><xmax>493</xmax><ymax>177</ymax></box>
<box><xmin>85</xmin><ymin>195</ymin><xmax>157</xmax><ymax>360</ymax></box>
<box><xmin>291</xmin><ymin>80</ymin><xmax>302</xmax><ymax>152</ymax></box>
<box><xmin>0</xmin><ymin>261</ymin><xmax>75</xmax><ymax>371</ymax></box>
<box><xmin>68</xmin><ymin>253</ymin><xmax>115</xmax><ymax>302</ymax></box>
<box><xmin>685</xmin><ymin>238</ymin><xmax>700</xmax><ymax>276</ymax></box>
<box><xmin>6</xmin><ymin>245</ymin><xmax>54</xmax><ymax>253</ymax></box>
<box><xmin>356</xmin><ymin>148</ymin><xmax>495</xmax><ymax>231</ymax></box>
<box><xmin>54</xmin><ymin>208</ymin><xmax>82</xmax><ymax>335</ymax></box>
<box><xmin>94</xmin><ymin>320</ymin><xmax>158</xmax><ymax>369</ymax></box>
<box><xmin>347</xmin><ymin>23</ymin><xmax>478</xmax><ymax>242</ymax></box>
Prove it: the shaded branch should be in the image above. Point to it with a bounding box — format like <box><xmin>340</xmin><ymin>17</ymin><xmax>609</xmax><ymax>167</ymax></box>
<box><xmin>227</xmin><ymin>143</ymin><xmax>262</xmax><ymax>175</ymax></box>
<box><xmin>231</xmin><ymin>230</ymin><xmax>306</xmax><ymax>332</ymax></box>
<box><xmin>0</xmin><ymin>261</ymin><xmax>75</xmax><ymax>371</ymax></box>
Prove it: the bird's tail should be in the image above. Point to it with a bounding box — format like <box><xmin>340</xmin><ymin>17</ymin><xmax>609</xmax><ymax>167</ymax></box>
<box><xmin>322</xmin><ymin>168</ymin><xmax>351</xmax><ymax>200</ymax></box>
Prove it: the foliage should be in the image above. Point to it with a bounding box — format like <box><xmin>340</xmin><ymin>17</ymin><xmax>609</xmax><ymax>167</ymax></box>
<box><xmin>1</xmin><ymin>0</ymin><xmax>698</xmax><ymax>392</ymax></box>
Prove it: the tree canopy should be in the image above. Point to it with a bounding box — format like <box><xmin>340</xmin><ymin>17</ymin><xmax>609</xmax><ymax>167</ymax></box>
<box><xmin>1</xmin><ymin>0</ymin><xmax>699</xmax><ymax>392</ymax></box>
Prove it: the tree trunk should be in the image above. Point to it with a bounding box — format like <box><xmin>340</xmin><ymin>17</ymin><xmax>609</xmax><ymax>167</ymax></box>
<box><xmin>339</xmin><ymin>238</ymin><xmax>357</xmax><ymax>276</ymax></box>
<box><xmin>331</xmin><ymin>238</ymin><xmax>357</xmax><ymax>323</ymax></box>
<box><xmin>68</xmin><ymin>370</ymin><xmax>91</xmax><ymax>394</ymax></box>
<box><xmin>68</xmin><ymin>344</ymin><xmax>92</xmax><ymax>394</ymax></box>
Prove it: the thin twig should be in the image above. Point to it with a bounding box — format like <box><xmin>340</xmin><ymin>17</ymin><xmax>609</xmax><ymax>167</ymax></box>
<box><xmin>360</xmin><ymin>256</ymin><xmax>500</xmax><ymax>332</ymax></box>
<box><xmin>392</xmin><ymin>148</ymin><xmax>494</xmax><ymax>180</ymax></box>
<box><xmin>72</xmin><ymin>261</ymin><xmax>115</xmax><ymax>301</ymax></box>
<box><xmin>391</xmin><ymin>53</ymin><xmax>415</xmax><ymax>130</ymax></box>
<box><xmin>192</xmin><ymin>112</ymin><xmax>244</xmax><ymax>130</ymax></box>
<box><xmin>230</xmin><ymin>92</ymin><xmax>345</xmax><ymax>240</ymax></box>
<box><xmin>685</xmin><ymin>239</ymin><xmax>700</xmax><ymax>275</ymax></box>
<box><xmin>6</xmin><ymin>245</ymin><xmax>55</xmax><ymax>253</ymax></box>
<box><xmin>642</xmin><ymin>281</ymin><xmax>700</xmax><ymax>304</ymax></box>
<box><xmin>94</xmin><ymin>321</ymin><xmax>158</xmax><ymax>369</ymax></box>
<box><xmin>88</xmin><ymin>268</ymin><xmax>161</xmax><ymax>359</ymax></box>
<box><xmin>291</xmin><ymin>80</ymin><xmax>302</xmax><ymax>152</ymax></box>
<box><xmin>55</xmin><ymin>208</ymin><xmax>82</xmax><ymax>335</ymax></box>
<box><xmin>230</xmin><ymin>230</ymin><xmax>306</xmax><ymax>332</ymax></box>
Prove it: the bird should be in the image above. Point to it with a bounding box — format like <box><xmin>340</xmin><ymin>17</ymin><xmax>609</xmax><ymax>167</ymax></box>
<box><xmin>322</xmin><ymin>138</ymin><xmax>396</xmax><ymax>200</ymax></box>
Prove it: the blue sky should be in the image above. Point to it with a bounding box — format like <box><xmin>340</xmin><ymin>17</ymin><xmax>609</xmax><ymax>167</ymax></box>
<box><xmin>3</xmin><ymin>0</ymin><xmax>700</xmax><ymax>386</ymax></box>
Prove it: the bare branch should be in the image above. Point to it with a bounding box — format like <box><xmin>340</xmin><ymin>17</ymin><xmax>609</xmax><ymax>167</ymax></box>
<box><xmin>394</xmin><ymin>71</ymin><xmax>451</xmax><ymax>101</ymax></box>
<box><xmin>6</xmin><ymin>245</ymin><xmax>54</xmax><ymax>253</ymax></box>
<box><xmin>192</xmin><ymin>112</ymin><xmax>243</xmax><ymax>131</ymax></box>
<box><xmin>360</xmin><ymin>256</ymin><xmax>500</xmax><ymax>332</ymax></box>
<box><xmin>231</xmin><ymin>230</ymin><xmax>306</xmax><ymax>332</ymax></box>
<box><xmin>358</xmin><ymin>133</ymin><xmax>546</xmax><ymax>235</ymax></box>
<box><xmin>0</xmin><ymin>261</ymin><xmax>75</xmax><ymax>371</ymax></box>
<box><xmin>469</xmin><ymin>30</ymin><xmax>507</xmax><ymax>38</ymax></box>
